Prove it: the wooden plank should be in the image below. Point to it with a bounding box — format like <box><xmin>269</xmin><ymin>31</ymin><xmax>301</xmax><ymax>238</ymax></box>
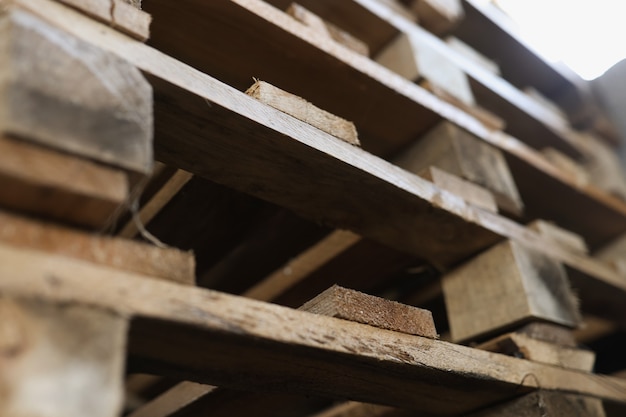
<box><xmin>442</xmin><ymin>240</ymin><xmax>582</xmax><ymax>342</ymax></box>
<box><xmin>528</xmin><ymin>219</ymin><xmax>589</xmax><ymax>255</ymax></box>
<box><xmin>595</xmin><ymin>234</ymin><xmax>626</xmax><ymax>276</ymax></box>
<box><xmin>478</xmin><ymin>332</ymin><xmax>595</xmax><ymax>372</ymax></box>
<box><xmin>445</xmin><ymin>36</ymin><xmax>500</xmax><ymax>75</ymax></box>
<box><xmin>0</xmin><ymin>297</ymin><xmax>127</xmax><ymax>417</ymax></box>
<box><xmin>119</xmin><ymin>169</ymin><xmax>193</xmax><ymax>238</ymax></box>
<box><xmin>0</xmin><ymin>135</ymin><xmax>128</xmax><ymax>229</ymax></box>
<box><xmin>517</xmin><ymin>322</ymin><xmax>577</xmax><ymax>347</ymax></box>
<box><xmin>309</xmin><ymin>402</ymin><xmax>400</xmax><ymax>417</ymax></box>
<box><xmin>16</xmin><ymin>0</ymin><xmax>626</xmax><ymax>325</ymax></box>
<box><xmin>2</xmin><ymin>244</ymin><xmax>626</xmax><ymax>414</ymax></box>
<box><xmin>394</xmin><ymin>121</ymin><xmax>523</xmax><ymax>216</ymax></box>
<box><xmin>58</xmin><ymin>0</ymin><xmax>151</xmax><ymax>40</ymax></box>
<box><xmin>408</xmin><ymin>0</ymin><xmax>463</xmax><ymax>35</ymax></box>
<box><xmin>0</xmin><ymin>7</ymin><xmax>152</xmax><ymax>174</ymax></box>
<box><xmin>468</xmin><ymin>391</ymin><xmax>606</xmax><ymax>417</ymax></box>
<box><xmin>301</xmin><ymin>285</ymin><xmax>437</xmax><ymax>338</ymax></box>
<box><xmin>246</xmin><ymin>80</ymin><xmax>360</xmax><ymax>146</ymax></box>
<box><xmin>0</xmin><ymin>210</ymin><xmax>195</xmax><ymax>285</ymax></box>
<box><xmin>376</xmin><ymin>31</ymin><xmax>475</xmax><ymax>106</ymax></box>
<box><xmin>287</xmin><ymin>3</ymin><xmax>369</xmax><ymax>56</ymax></box>
<box><xmin>127</xmin><ymin>381</ymin><xmax>216</xmax><ymax>417</ymax></box>
<box><xmin>419</xmin><ymin>165</ymin><xmax>498</xmax><ymax>212</ymax></box>
<box><xmin>541</xmin><ymin>147</ymin><xmax>590</xmax><ymax>187</ymax></box>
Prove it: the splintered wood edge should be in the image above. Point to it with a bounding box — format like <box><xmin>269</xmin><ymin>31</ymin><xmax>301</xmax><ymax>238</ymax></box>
<box><xmin>0</xmin><ymin>210</ymin><xmax>195</xmax><ymax>285</ymax></box>
<box><xmin>301</xmin><ymin>285</ymin><xmax>438</xmax><ymax>338</ymax></box>
<box><xmin>245</xmin><ymin>80</ymin><xmax>361</xmax><ymax>146</ymax></box>
<box><xmin>57</xmin><ymin>0</ymin><xmax>151</xmax><ymax>41</ymax></box>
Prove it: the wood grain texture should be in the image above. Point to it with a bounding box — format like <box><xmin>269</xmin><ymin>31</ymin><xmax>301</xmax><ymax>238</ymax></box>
<box><xmin>16</xmin><ymin>0</ymin><xmax>626</xmax><ymax>324</ymax></box>
<box><xmin>300</xmin><ymin>285</ymin><xmax>437</xmax><ymax>338</ymax></box>
<box><xmin>595</xmin><ymin>234</ymin><xmax>626</xmax><ymax>276</ymax></box>
<box><xmin>478</xmin><ymin>332</ymin><xmax>595</xmax><ymax>371</ymax></box>
<box><xmin>57</xmin><ymin>0</ymin><xmax>151</xmax><ymax>40</ymax></box>
<box><xmin>246</xmin><ymin>80</ymin><xmax>360</xmax><ymax>146</ymax></box>
<box><xmin>287</xmin><ymin>3</ymin><xmax>369</xmax><ymax>56</ymax></box>
<box><xmin>468</xmin><ymin>391</ymin><xmax>606</xmax><ymax>417</ymax></box>
<box><xmin>0</xmin><ymin>297</ymin><xmax>127</xmax><ymax>417</ymax></box>
<box><xmin>394</xmin><ymin>121</ymin><xmax>522</xmax><ymax>216</ymax></box>
<box><xmin>0</xmin><ymin>210</ymin><xmax>194</xmax><ymax>285</ymax></box>
<box><xmin>0</xmin><ymin>135</ymin><xmax>128</xmax><ymax>229</ymax></box>
<box><xmin>443</xmin><ymin>240</ymin><xmax>582</xmax><ymax>342</ymax></box>
<box><xmin>1</xmin><ymin>243</ymin><xmax>626</xmax><ymax>414</ymax></box>
<box><xmin>0</xmin><ymin>7</ymin><xmax>152</xmax><ymax>174</ymax></box>
<box><xmin>419</xmin><ymin>166</ymin><xmax>498</xmax><ymax>213</ymax></box>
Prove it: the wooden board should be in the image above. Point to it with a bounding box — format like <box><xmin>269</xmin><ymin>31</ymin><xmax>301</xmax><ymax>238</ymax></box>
<box><xmin>0</xmin><ymin>297</ymin><xmax>127</xmax><ymax>417</ymax></box>
<box><xmin>0</xmin><ymin>135</ymin><xmax>128</xmax><ymax>229</ymax></box>
<box><xmin>0</xmin><ymin>7</ymin><xmax>153</xmax><ymax>174</ymax></box>
<box><xmin>300</xmin><ymin>285</ymin><xmax>437</xmax><ymax>338</ymax></box>
<box><xmin>443</xmin><ymin>240</ymin><xmax>582</xmax><ymax>342</ymax></box>
<box><xmin>420</xmin><ymin>166</ymin><xmax>498</xmax><ymax>213</ymax></box>
<box><xmin>0</xmin><ymin>210</ymin><xmax>195</xmax><ymax>285</ymax></box>
<box><xmin>58</xmin><ymin>0</ymin><xmax>151</xmax><ymax>40</ymax></box>
<box><xmin>468</xmin><ymin>391</ymin><xmax>606</xmax><ymax>417</ymax></box>
<box><xmin>528</xmin><ymin>219</ymin><xmax>588</xmax><ymax>255</ymax></box>
<box><xmin>2</xmin><ymin>244</ymin><xmax>626</xmax><ymax>415</ymax></box>
<box><xmin>409</xmin><ymin>0</ymin><xmax>463</xmax><ymax>35</ymax></box>
<box><xmin>17</xmin><ymin>0</ymin><xmax>626</xmax><ymax>325</ymax></box>
<box><xmin>246</xmin><ymin>80</ymin><xmax>360</xmax><ymax>146</ymax></box>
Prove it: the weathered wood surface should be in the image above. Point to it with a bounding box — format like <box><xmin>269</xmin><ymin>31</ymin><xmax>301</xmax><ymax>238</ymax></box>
<box><xmin>2</xmin><ymin>244</ymin><xmax>626</xmax><ymax>415</ymax></box>
<box><xmin>468</xmin><ymin>391</ymin><xmax>606</xmax><ymax>417</ymax></box>
<box><xmin>16</xmin><ymin>0</ymin><xmax>626</xmax><ymax>324</ymax></box>
<box><xmin>58</xmin><ymin>0</ymin><xmax>151</xmax><ymax>40</ymax></box>
<box><xmin>139</xmin><ymin>0</ymin><xmax>626</xmax><ymax>249</ymax></box>
<box><xmin>419</xmin><ymin>166</ymin><xmax>498</xmax><ymax>213</ymax></box>
<box><xmin>0</xmin><ymin>6</ymin><xmax>152</xmax><ymax>174</ymax></box>
<box><xmin>443</xmin><ymin>240</ymin><xmax>581</xmax><ymax>342</ymax></box>
<box><xmin>408</xmin><ymin>0</ymin><xmax>463</xmax><ymax>35</ymax></box>
<box><xmin>0</xmin><ymin>135</ymin><xmax>128</xmax><ymax>228</ymax></box>
<box><xmin>301</xmin><ymin>285</ymin><xmax>437</xmax><ymax>338</ymax></box>
<box><xmin>0</xmin><ymin>210</ymin><xmax>194</xmax><ymax>284</ymax></box>
<box><xmin>246</xmin><ymin>80</ymin><xmax>360</xmax><ymax>146</ymax></box>
<box><xmin>478</xmin><ymin>332</ymin><xmax>595</xmax><ymax>371</ymax></box>
<box><xmin>528</xmin><ymin>219</ymin><xmax>588</xmax><ymax>255</ymax></box>
<box><xmin>0</xmin><ymin>297</ymin><xmax>127</xmax><ymax>417</ymax></box>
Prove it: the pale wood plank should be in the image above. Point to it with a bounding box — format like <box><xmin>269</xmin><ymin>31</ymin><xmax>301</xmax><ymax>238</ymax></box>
<box><xmin>409</xmin><ymin>0</ymin><xmax>463</xmax><ymax>35</ymax></box>
<box><xmin>595</xmin><ymin>234</ymin><xmax>626</xmax><ymax>276</ymax></box>
<box><xmin>419</xmin><ymin>165</ymin><xmax>498</xmax><ymax>213</ymax></box>
<box><xmin>443</xmin><ymin>240</ymin><xmax>581</xmax><ymax>342</ymax></box>
<box><xmin>1</xmin><ymin>244</ymin><xmax>626</xmax><ymax>413</ymax></box>
<box><xmin>0</xmin><ymin>135</ymin><xmax>127</xmax><ymax>229</ymax></box>
<box><xmin>300</xmin><ymin>285</ymin><xmax>437</xmax><ymax>338</ymax></box>
<box><xmin>246</xmin><ymin>80</ymin><xmax>360</xmax><ymax>146</ymax></box>
<box><xmin>0</xmin><ymin>210</ymin><xmax>194</xmax><ymax>285</ymax></box>
<box><xmin>57</xmin><ymin>0</ymin><xmax>151</xmax><ymax>40</ymax></box>
<box><xmin>0</xmin><ymin>297</ymin><xmax>127</xmax><ymax>417</ymax></box>
<box><xmin>528</xmin><ymin>219</ymin><xmax>589</xmax><ymax>255</ymax></box>
<box><xmin>0</xmin><ymin>8</ymin><xmax>152</xmax><ymax>174</ymax></box>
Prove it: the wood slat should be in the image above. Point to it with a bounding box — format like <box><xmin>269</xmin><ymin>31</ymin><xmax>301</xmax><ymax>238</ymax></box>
<box><xmin>2</xmin><ymin>244</ymin><xmax>626</xmax><ymax>415</ymax></box>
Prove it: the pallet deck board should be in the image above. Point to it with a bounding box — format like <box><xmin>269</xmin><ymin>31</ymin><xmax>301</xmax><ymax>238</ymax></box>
<box><xmin>2</xmin><ymin>244</ymin><xmax>626</xmax><ymax>415</ymax></box>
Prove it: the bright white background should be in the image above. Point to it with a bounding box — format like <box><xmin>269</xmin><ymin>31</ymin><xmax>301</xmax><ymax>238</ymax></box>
<box><xmin>493</xmin><ymin>0</ymin><xmax>626</xmax><ymax>80</ymax></box>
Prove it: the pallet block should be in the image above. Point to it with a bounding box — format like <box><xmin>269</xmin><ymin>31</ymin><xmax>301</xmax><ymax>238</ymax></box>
<box><xmin>394</xmin><ymin>121</ymin><xmax>524</xmax><ymax>216</ymax></box>
<box><xmin>0</xmin><ymin>297</ymin><xmax>127</xmax><ymax>417</ymax></box>
<box><xmin>0</xmin><ymin>7</ymin><xmax>152</xmax><ymax>174</ymax></box>
<box><xmin>375</xmin><ymin>30</ymin><xmax>474</xmax><ymax>106</ymax></box>
<box><xmin>442</xmin><ymin>239</ymin><xmax>582</xmax><ymax>342</ymax></box>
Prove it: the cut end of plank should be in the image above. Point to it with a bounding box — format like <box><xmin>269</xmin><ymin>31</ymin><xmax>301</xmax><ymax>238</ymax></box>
<box><xmin>245</xmin><ymin>80</ymin><xmax>360</xmax><ymax>147</ymax></box>
<box><xmin>300</xmin><ymin>284</ymin><xmax>438</xmax><ymax>338</ymax></box>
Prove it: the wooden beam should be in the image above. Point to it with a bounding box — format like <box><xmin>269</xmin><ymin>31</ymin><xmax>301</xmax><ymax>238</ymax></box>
<box><xmin>0</xmin><ymin>297</ymin><xmax>128</xmax><ymax>417</ymax></box>
<box><xmin>419</xmin><ymin>166</ymin><xmax>498</xmax><ymax>213</ymax></box>
<box><xmin>287</xmin><ymin>3</ymin><xmax>369</xmax><ymax>56</ymax></box>
<box><xmin>0</xmin><ymin>6</ymin><xmax>152</xmax><ymax>174</ymax></box>
<box><xmin>595</xmin><ymin>234</ymin><xmax>626</xmax><ymax>276</ymax></box>
<box><xmin>528</xmin><ymin>219</ymin><xmax>588</xmax><ymax>255</ymax></box>
<box><xmin>442</xmin><ymin>240</ymin><xmax>582</xmax><ymax>342</ymax></box>
<box><xmin>408</xmin><ymin>0</ymin><xmax>463</xmax><ymax>36</ymax></box>
<box><xmin>308</xmin><ymin>402</ymin><xmax>401</xmax><ymax>417</ymax></box>
<box><xmin>245</xmin><ymin>80</ymin><xmax>360</xmax><ymax>146</ymax></box>
<box><xmin>0</xmin><ymin>210</ymin><xmax>194</xmax><ymax>285</ymax></box>
<box><xmin>300</xmin><ymin>285</ymin><xmax>437</xmax><ymax>338</ymax></box>
<box><xmin>0</xmin><ymin>135</ymin><xmax>128</xmax><ymax>229</ymax></box>
<box><xmin>58</xmin><ymin>0</ymin><xmax>151</xmax><ymax>40</ymax></box>
<box><xmin>394</xmin><ymin>121</ymin><xmax>523</xmax><ymax>216</ymax></box>
<box><xmin>2</xmin><ymin>244</ymin><xmax>626</xmax><ymax>414</ymax></box>
<box><xmin>468</xmin><ymin>391</ymin><xmax>606</xmax><ymax>417</ymax></box>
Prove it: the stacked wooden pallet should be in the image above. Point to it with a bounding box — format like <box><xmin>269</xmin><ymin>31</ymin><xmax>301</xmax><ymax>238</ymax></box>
<box><xmin>1</xmin><ymin>0</ymin><xmax>626</xmax><ymax>416</ymax></box>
